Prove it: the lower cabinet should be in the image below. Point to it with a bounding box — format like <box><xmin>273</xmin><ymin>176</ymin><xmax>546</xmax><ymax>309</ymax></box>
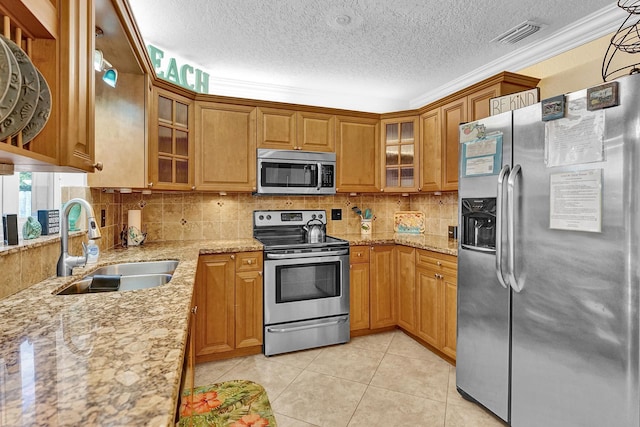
<box><xmin>349</xmin><ymin>246</ymin><xmax>371</xmax><ymax>331</ymax></box>
<box><xmin>396</xmin><ymin>246</ymin><xmax>416</xmax><ymax>332</ymax></box>
<box><xmin>369</xmin><ymin>245</ymin><xmax>397</xmax><ymax>328</ymax></box>
<box><xmin>178</xmin><ymin>297</ymin><xmax>197</xmax><ymax>424</ymax></box>
<box><xmin>415</xmin><ymin>249</ymin><xmax>458</xmax><ymax>360</ymax></box>
<box><xmin>349</xmin><ymin>245</ymin><xmax>396</xmax><ymax>333</ymax></box>
<box><xmin>348</xmin><ymin>244</ymin><xmax>458</xmax><ymax>361</ymax></box>
<box><xmin>194</xmin><ymin>252</ymin><xmax>263</xmax><ymax>363</ymax></box>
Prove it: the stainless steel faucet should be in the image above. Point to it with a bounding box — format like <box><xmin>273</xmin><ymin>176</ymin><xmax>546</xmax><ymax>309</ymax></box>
<box><xmin>56</xmin><ymin>198</ymin><xmax>102</xmax><ymax>277</ymax></box>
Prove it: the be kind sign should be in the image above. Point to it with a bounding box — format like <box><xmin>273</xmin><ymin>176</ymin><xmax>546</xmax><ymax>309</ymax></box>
<box><xmin>147</xmin><ymin>45</ymin><xmax>210</xmax><ymax>94</ymax></box>
<box><xmin>490</xmin><ymin>88</ymin><xmax>539</xmax><ymax>115</ymax></box>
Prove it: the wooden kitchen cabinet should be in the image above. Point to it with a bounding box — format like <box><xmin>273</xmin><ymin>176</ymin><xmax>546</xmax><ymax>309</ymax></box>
<box><xmin>234</xmin><ymin>252</ymin><xmax>263</xmax><ymax>349</ymax></box>
<box><xmin>257</xmin><ymin>107</ymin><xmax>297</xmax><ymax>150</ymax></box>
<box><xmin>0</xmin><ymin>1</ymin><xmax>97</xmax><ymax>171</ymax></box>
<box><xmin>441</xmin><ymin>97</ymin><xmax>467</xmax><ymax>191</ymax></box>
<box><xmin>369</xmin><ymin>245</ymin><xmax>396</xmax><ymax>328</ymax></box>
<box><xmin>194</xmin><ymin>252</ymin><xmax>263</xmax><ymax>363</ymax></box>
<box><xmin>149</xmin><ymin>86</ymin><xmax>194</xmax><ymax>190</ymax></box>
<box><xmin>257</xmin><ymin>108</ymin><xmax>335</xmax><ymax>152</ymax></box>
<box><xmin>396</xmin><ymin>245</ymin><xmax>416</xmax><ymax>332</ymax></box>
<box><xmin>349</xmin><ymin>245</ymin><xmax>396</xmax><ymax>333</ymax></box>
<box><xmin>415</xmin><ymin>249</ymin><xmax>457</xmax><ymax>360</ymax></box>
<box><xmin>296</xmin><ymin>111</ymin><xmax>335</xmax><ymax>152</ymax></box>
<box><xmin>381</xmin><ymin>116</ymin><xmax>420</xmax><ymax>192</ymax></box>
<box><xmin>419</xmin><ymin>109</ymin><xmax>442</xmax><ymax>192</ymax></box>
<box><xmin>194</xmin><ymin>102</ymin><xmax>257</xmax><ymax>192</ymax></box>
<box><xmin>350</xmin><ymin>246</ymin><xmax>371</xmax><ymax>332</ymax></box>
<box><xmin>420</xmin><ymin>72</ymin><xmax>539</xmax><ymax>192</ymax></box>
<box><xmin>179</xmin><ymin>296</ymin><xmax>197</xmax><ymax>424</ymax></box>
<box><xmin>335</xmin><ymin>115</ymin><xmax>381</xmax><ymax>193</ymax></box>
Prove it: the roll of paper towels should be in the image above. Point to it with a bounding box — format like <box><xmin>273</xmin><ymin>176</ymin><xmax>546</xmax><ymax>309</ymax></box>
<box><xmin>127</xmin><ymin>210</ymin><xmax>142</xmax><ymax>246</ymax></box>
<box><xmin>128</xmin><ymin>210</ymin><xmax>142</xmax><ymax>230</ymax></box>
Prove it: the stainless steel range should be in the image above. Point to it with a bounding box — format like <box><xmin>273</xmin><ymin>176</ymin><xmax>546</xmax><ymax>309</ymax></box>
<box><xmin>253</xmin><ymin>210</ymin><xmax>350</xmax><ymax>356</ymax></box>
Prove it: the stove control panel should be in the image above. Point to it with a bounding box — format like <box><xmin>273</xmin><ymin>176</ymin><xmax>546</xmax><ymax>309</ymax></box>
<box><xmin>254</xmin><ymin>210</ymin><xmax>327</xmax><ymax>227</ymax></box>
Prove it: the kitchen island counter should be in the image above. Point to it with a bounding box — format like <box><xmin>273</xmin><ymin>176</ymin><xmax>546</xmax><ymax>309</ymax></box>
<box><xmin>0</xmin><ymin>239</ymin><xmax>261</xmax><ymax>427</ymax></box>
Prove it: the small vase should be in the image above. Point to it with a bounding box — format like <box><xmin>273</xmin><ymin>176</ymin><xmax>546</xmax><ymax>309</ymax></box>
<box><xmin>360</xmin><ymin>219</ymin><xmax>372</xmax><ymax>235</ymax></box>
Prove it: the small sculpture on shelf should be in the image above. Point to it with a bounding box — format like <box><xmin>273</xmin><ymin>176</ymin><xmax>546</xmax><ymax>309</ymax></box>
<box><xmin>22</xmin><ymin>216</ymin><xmax>42</xmax><ymax>240</ymax></box>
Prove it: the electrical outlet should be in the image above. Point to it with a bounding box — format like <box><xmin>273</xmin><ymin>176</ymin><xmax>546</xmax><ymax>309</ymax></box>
<box><xmin>101</xmin><ymin>209</ymin><xmax>106</xmax><ymax>227</ymax></box>
<box><xmin>331</xmin><ymin>208</ymin><xmax>342</xmax><ymax>220</ymax></box>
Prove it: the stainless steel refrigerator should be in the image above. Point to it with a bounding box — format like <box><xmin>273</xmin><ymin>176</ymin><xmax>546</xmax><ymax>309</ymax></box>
<box><xmin>456</xmin><ymin>73</ymin><xmax>640</xmax><ymax>427</ymax></box>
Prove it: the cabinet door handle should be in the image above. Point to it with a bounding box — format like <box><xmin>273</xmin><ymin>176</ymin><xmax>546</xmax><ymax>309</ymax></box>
<box><xmin>246</xmin><ymin>259</ymin><xmax>253</xmax><ymax>265</ymax></box>
<box><xmin>357</xmin><ymin>253</ymin><xmax>362</xmax><ymax>257</ymax></box>
<box><xmin>230</xmin><ymin>254</ymin><xmax>235</xmax><ymax>260</ymax></box>
<box><xmin>436</xmin><ymin>261</ymin><xmax>442</xmax><ymax>266</ymax></box>
<box><xmin>258</xmin><ymin>271</ymin><xmax>262</xmax><ymax>276</ymax></box>
<box><xmin>191</xmin><ymin>306</ymin><xmax>198</xmax><ymax>314</ymax></box>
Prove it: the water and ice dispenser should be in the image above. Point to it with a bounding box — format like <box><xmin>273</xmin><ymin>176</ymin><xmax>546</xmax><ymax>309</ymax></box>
<box><xmin>461</xmin><ymin>198</ymin><xmax>496</xmax><ymax>252</ymax></box>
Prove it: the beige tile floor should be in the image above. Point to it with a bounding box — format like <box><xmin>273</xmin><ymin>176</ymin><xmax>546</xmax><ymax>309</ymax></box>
<box><xmin>194</xmin><ymin>330</ymin><xmax>506</xmax><ymax>427</ymax></box>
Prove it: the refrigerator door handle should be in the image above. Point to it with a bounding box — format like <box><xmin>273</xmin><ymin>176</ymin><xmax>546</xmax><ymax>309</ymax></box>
<box><xmin>507</xmin><ymin>164</ymin><xmax>523</xmax><ymax>292</ymax></box>
<box><xmin>495</xmin><ymin>164</ymin><xmax>510</xmax><ymax>289</ymax></box>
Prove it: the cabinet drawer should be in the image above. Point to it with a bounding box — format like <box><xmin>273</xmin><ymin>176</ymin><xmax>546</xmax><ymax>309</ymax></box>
<box><xmin>235</xmin><ymin>251</ymin><xmax>263</xmax><ymax>272</ymax></box>
<box><xmin>416</xmin><ymin>249</ymin><xmax>457</xmax><ymax>273</ymax></box>
<box><xmin>350</xmin><ymin>246</ymin><xmax>370</xmax><ymax>263</ymax></box>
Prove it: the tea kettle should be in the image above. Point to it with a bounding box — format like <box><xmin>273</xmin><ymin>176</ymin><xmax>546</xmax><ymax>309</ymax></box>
<box><xmin>303</xmin><ymin>218</ymin><xmax>326</xmax><ymax>243</ymax></box>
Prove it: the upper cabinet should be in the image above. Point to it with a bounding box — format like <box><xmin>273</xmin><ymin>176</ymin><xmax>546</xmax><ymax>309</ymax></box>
<box><xmin>335</xmin><ymin>115</ymin><xmax>380</xmax><ymax>193</ymax></box>
<box><xmin>296</xmin><ymin>111</ymin><xmax>335</xmax><ymax>152</ymax></box>
<box><xmin>257</xmin><ymin>107</ymin><xmax>335</xmax><ymax>152</ymax></box>
<box><xmin>420</xmin><ymin>72</ymin><xmax>540</xmax><ymax>192</ymax></box>
<box><xmin>148</xmin><ymin>86</ymin><xmax>194</xmax><ymax>190</ymax></box>
<box><xmin>88</xmin><ymin>0</ymin><xmax>149</xmax><ymax>189</ymax></box>
<box><xmin>0</xmin><ymin>0</ymin><xmax>96</xmax><ymax>171</ymax></box>
<box><xmin>194</xmin><ymin>101</ymin><xmax>257</xmax><ymax>192</ymax></box>
<box><xmin>381</xmin><ymin>116</ymin><xmax>419</xmax><ymax>192</ymax></box>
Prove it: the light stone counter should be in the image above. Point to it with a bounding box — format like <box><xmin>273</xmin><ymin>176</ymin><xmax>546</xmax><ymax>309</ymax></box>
<box><xmin>0</xmin><ymin>239</ymin><xmax>262</xmax><ymax>427</ymax></box>
<box><xmin>0</xmin><ymin>234</ymin><xmax>452</xmax><ymax>426</ymax></box>
<box><xmin>335</xmin><ymin>232</ymin><xmax>458</xmax><ymax>256</ymax></box>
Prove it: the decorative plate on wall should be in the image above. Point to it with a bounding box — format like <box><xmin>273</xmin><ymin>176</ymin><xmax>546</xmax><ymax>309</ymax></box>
<box><xmin>22</xmin><ymin>69</ymin><xmax>51</xmax><ymax>143</ymax></box>
<box><xmin>394</xmin><ymin>211</ymin><xmax>426</xmax><ymax>234</ymax></box>
<box><xmin>0</xmin><ymin>36</ymin><xmax>21</xmax><ymax>123</ymax></box>
<box><xmin>0</xmin><ymin>34</ymin><xmax>39</xmax><ymax>140</ymax></box>
<box><xmin>0</xmin><ymin>37</ymin><xmax>13</xmax><ymax>108</ymax></box>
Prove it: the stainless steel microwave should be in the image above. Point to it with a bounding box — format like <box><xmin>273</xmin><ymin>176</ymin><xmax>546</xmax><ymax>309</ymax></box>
<box><xmin>256</xmin><ymin>149</ymin><xmax>336</xmax><ymax>195</ymax></box>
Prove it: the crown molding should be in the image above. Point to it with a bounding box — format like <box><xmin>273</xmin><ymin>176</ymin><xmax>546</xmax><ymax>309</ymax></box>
<box><xmin>409</xmin><ymin>3</ymin><xmax>628</xmax><ymax>108</ymax></box>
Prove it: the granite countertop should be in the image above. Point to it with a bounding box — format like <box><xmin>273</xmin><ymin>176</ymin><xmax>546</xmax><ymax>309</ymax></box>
<box><xmin>0</xmin><ymin>234</ymin><xmax>453</xmax><ymax>426</ymax></box>
<box><xmin>336</xmin><ymin>232</ymin><xmax>458</xmax><ymax>256</ymax></box>
<box><xmin>0</xmin><ymin>239</ymin><xmax>262</xmax><ymax>427</ymax></box>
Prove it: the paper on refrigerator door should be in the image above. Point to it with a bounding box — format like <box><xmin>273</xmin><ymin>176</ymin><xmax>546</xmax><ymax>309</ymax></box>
<box><xmin>461</xmin><ymin>133</ymin><xmax>502</xmax><ymax>177</ymax></box>
<box><xmin>549</xmin><ymin>169</ymin><xmax>602</xmax><ymax>232</ymax></box>
<box><xmin>545</xmin><ymin>97</ymin><xmax>605</xmax><ymax>167</ymax></box>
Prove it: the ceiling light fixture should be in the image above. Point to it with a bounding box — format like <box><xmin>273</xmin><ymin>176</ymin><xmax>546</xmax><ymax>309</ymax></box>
<box><xmin>94</xmin><ymin>49</ymin><xmax>118</xmax><ymax>88</ymax></box>
<box><xmin>491</xmin><ymin>20</ymin><xmax>543</xmax><ymax>45</ymax></box>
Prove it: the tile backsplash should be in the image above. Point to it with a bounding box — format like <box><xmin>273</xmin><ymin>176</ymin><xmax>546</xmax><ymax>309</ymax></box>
<box><xmin>0</xmin><ymin>187</ymin><xmax>458</xmax><ymax>299</ymax></box>
<box><xmin>119</xmin><ymin>193</ymin><xmax>413</xmax><ymax>241</ymax></box>
<box><xmin>114</xmin><ymin>190</ymin><xmax>458</xmax><ymax>242</ymax></box>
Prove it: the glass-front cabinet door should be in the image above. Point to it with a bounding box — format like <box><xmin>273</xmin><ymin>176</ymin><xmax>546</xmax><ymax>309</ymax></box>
<box><xmin>149</xmin><ymin>87</ymin><xmax>194</xmax><ymax>190</ymax></box>
<box><xmin>381</xmin><ymin>116</ymin><xmax>419</xmax><ymax>192</ymax></box>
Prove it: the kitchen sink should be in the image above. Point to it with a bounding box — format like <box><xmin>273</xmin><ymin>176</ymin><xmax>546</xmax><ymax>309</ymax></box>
<box><xmin>86</xmin><ymin>260</ymin><xmax>179</xmax><ymax>277</ymax></box>
<box><xmin>55</xmin><ymin>260</ymin><xmax>179</xmax><ymax>295</ymax></box>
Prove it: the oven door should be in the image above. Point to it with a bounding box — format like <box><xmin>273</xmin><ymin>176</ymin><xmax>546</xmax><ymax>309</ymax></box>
<box><xmin>263</xmin><ymin>251</ymin><xmax>349</xmax><ymax>325</ymax></box>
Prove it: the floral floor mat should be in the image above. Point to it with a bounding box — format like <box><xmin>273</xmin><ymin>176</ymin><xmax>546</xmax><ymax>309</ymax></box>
<box><xmin>178</xmin><ymin>379</ymin><xmax>277</xmax><ymax>427</ymax></box>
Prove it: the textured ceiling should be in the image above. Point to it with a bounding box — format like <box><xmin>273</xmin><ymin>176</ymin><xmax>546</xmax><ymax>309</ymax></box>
<box><xmin>128</xmin><ymin>0</ymin><xmax>625</xmax><ymax>112</ymax></box>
